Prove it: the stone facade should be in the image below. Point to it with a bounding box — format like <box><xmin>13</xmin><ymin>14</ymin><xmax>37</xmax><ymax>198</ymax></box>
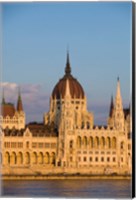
<box><xmin>0</xmin><ymin>53</ymin><xmax>132</xmax><ymax>176</ymax></box>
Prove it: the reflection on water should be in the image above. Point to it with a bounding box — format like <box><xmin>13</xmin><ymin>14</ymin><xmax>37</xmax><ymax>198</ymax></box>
<box><xmin>2</xmin><ymin>179</ymin><xmax>131</xmax><ymax>198</ymax></box>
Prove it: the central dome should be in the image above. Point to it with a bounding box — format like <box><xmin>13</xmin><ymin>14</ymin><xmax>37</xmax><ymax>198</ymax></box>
<box><xmin>52</xmin><ymin>53</ymin><xmax>85</xmax><ymax>99</ymax></box>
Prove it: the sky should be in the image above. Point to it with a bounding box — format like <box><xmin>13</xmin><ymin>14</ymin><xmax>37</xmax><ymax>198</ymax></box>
<box><xmin>1</xmin><ymin>2</ymin><xmax>132</xmax><ymax>125</ymax></box>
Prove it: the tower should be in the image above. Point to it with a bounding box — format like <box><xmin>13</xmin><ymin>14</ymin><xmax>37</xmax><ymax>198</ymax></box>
<box><xmin>109</xmin><ymin>77</ymin><xmax>124</xmax><ymax>131</ymax></box>
<box><xmin>16</xmin><ymin>87</ymin><xmax>25</xmax><ymax>129</ymax></box>
<box><xmin>17</xmin><ymin>87</ymin><xmax>23</xmax><ymax>112</ymax></box>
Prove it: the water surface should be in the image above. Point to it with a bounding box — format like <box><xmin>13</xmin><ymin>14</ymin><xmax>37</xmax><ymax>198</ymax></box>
<box><xmin>2</xmin><ymin>179</ymin><xmax>131</xmax><ymax>198</ymax></box>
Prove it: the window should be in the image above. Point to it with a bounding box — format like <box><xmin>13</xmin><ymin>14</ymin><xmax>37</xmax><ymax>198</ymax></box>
<box><xmin>128</xmin><ymin>144</ymin><xmax>131</xmax><ymax>150</ymax></box>
<box><xmin>78</xmin><ymin>157</ymin><xmax>81</xmax><ymax>161</ymax></box>
<box><xmin>90</xmin><ymin>157</ymin><xmax>92</xmax><ymax>161</ymax></box>
<box><xmin>70</xmin><ymin>157</ymin><xmax>73</xmax><ymax>162</ymax></box>
<box><xmin>95</xmin><ymin>157</ymin><xmax>98</xmax><ymax>162</ymax></box>
<box><xmin>101</xmin><ymin>157</ymin><xmax>104</xmax><ymax>162</ymax></box>
<box><xmin>84</xmin><ymin>157</ymin><xmax>87</xmax><ymax>162</ymax></box>
<box><xmin>39</xmin><ymin>143</ymin><xmax>43</xmax><ymax>148</ymax></box>
<box><xmin>51</xmin><ymin>143</ymin><xmax>56</xmax><ymax>148</ymax></box>
<box><xmin>26</xmin><ymin>141</ymin><xmax>29</xmax><ymax>148</ymax></box>
<box><xmin>113</xmin><ymin>157</ymin><xmax>116</xmax><ymax>162</ymax></box>
<box><xmin>120</xmin><ymin>142</ymin><xmax>124</xmax><ymax>150</ymax></box>
<box><xmin>107</xmin><ymin>157</ymin><xmax>110</xmax><ymax>162</ymax></box>
<box><xmin>121</xmin><ymin>157</ymin><xmax>123</xmax><ymax>162</ymax></box>
<box><xmin>69</xmin><ymin>140</ymin><xmax>73</xmax><ymax>149</ymax></box>
<box><xmin>32</xmin><ymin>143</ymin><xmax>37</xmax><ymax>148</ymax></box>
<box><xmin>45</xmin><ymin>143</ymin><xmax>50</xmax><ymax>148</ymax></box>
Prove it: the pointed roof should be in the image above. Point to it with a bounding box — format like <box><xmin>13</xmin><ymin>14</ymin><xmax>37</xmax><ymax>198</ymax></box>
<box><xmin>116</xmin><ymin>76</ymin><xmax>121</xmax><ymax>98</ymax></box>
<box><xmin>65</xmin><ymin>51</ymin><xmax>71</xmax><ymax>75</ymax></box>
<box><xmin>2</xmin><ymin>88</ymin><xmax>5</xmax><ymax>104</ymax></box>
<box><xmin>109</xmin><ymin>95</ymin><xmax>114</xmax><ymax>117</ymax></box>
<box><xmin>52</xmin><ymin>51</ymin><xmax>85</xmax><ymax>99</ymax></box>
<box><xmin>17</xmin><ymin>87</ymin><xmax>23</xmax><ymax>112</ymax></box>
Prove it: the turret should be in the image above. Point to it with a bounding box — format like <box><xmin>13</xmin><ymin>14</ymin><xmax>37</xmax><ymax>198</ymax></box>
<box><xmin>109</xmin><ymin>95</ymin><xmax>114</xmax><ymax>117</ymax></box>
<box><xmin>2</xmin><ymin>88</ymin><xmax>5</xmax><ymax>104</ymax></box>
<box><xmin>17</xmin><ymin>87</ymin><xmax>23</xmax><ymax>112</ymax></box>
<box><xmin>114</xmin><ymin>77</ymin><xmax>124</xmax><ymax>131</ymax></box>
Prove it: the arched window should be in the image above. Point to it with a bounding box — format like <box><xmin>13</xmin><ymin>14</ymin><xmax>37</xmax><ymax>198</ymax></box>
<box><xmin>81</xmin><ymin>122</ymin><xmax>84</xmax><ymax>129</ymax></box>
<box><xmin>101</xmin><ymin>137</ymin><xmax>105</xmax><ymax>149</ymax></box>
<box><xmin>87</xmin><ymin>122</ymin><xmax>90</xmax><ymax>129</ymax></box>
<box><xmin>32</xmin><ymin>152</ymin><xmax>37</xmax><ymax>164</ymax></box>
<box><xmin>107</xmin><ymin>137</ymin><xmax>111</xmax><ymax>148</ymax></box>
<box><xmin>77</xmin><ymin>136</ymin><xmax>81</xmax><ymax>148</ymax></box>
<box><xmin>11</xmin><ymin>152</ymin><xmax>17</xmax><ymax>165</ymax></box>
<box><xmin>44</xmin><ymin>152</ymin><xmax>50</xmax><ymax>164</ymax></box>
<box><xmin>5</xmin><ymin>152</ymin><xmax>10</xmax><ymax>165</ymax></box>
<box><xmin>89</xmin><ymin>137</ymin><xmax>93</xmax><ymax>148</ymax></box>
<box><xmin>120</xmin><ymin>141</ymin><xmax>124</xmax><ymax>149</ymax></box>
<box><xmin>26</xmin><ymin>141</ymin><xmax>29</xmax><ymax>148</ymax></box>
<box><xmin>25</xmin><ymin>152</ymin><xmax>30</xmax><ymax>164</ymax></box>
<box><xmin>83</xmin><ymin>136</ymin><xmax>87</xmax><ymax>148</ymax></box>
<box><xmin>69</xmin><ymin>140</ymin><xmax>73</xmax><ymax>149</ymax></box>
<box><xmin>112</xmin><ymin>137</ymin><xmax>116</xmax><ymax>149</ymax></box>
<box><xmin>95</xmin><ymin>137</ymin><xmax>99</xmax><ymax>148</ymax></box>
<box><xmin>50</xmin><ymin>152</ymin><xmax>55</xmax><ymax>165</ymax></box>
<box><xmin>38</xmin><ymin>152</ymin><xmax>43</xmax><ymax>164</ymax></box>
<box><xmin>17</xmin><ymin>152</ymin><xmax>23</xmax><ymax>165</ymax></box>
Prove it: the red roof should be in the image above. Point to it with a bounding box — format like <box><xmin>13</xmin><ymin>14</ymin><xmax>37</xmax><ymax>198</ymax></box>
<box><xmin>52</xmin><ymin>74</ymin><xmax>85</xmax><ymax>99</ymax></box>
<box><xmin>1</xmin><ymin>103</ymin><xmax>16</xmax><ymax>118</ymax></box>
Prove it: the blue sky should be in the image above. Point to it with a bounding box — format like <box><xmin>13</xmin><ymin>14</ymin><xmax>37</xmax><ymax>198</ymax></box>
<box><xmin>2</xmin><ymin>2</ymin><xmax>132</xmax><ymax>124</ymax></box>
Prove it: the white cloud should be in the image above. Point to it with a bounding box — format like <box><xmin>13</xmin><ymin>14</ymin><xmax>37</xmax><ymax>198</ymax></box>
<box><xmin>1</xmin><ymin>82</ymin><xmax>50</xmax><ymax>123</ymax></box>
<box><xmin>1</xmin><ymin>82</ymin><xmax>112</xmax><ymax>125</ymax></box>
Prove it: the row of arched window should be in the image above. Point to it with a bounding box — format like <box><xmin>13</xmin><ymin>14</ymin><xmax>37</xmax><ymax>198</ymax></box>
<box><xmin>76</xmin><ymin>136</ymin><xmax>117</xmax><ymax>149</ymax></box>
<box><xmin>0</xmin><ymin>151</ymin><xmax>56</xmax><ymax>165</ymax></box>
<box><xmin>70</xmin><ymin>136</ymin><xmax>126</xmax><ymax>150</ymax></box>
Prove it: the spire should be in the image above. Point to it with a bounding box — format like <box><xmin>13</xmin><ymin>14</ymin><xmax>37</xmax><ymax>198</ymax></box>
<box><xmin>2</xmin><ymin>88</ymin><xmax>5</xmax><ymax>104</ymax></box>
<box><xmin>116</xmin><ymin>76</ymin><xmax>122</xmax><ymax>102</ymax></box>
<box><xmin>109</xmin><ymin>95</ymin><xmax>114</xmax><ymax>117</ymax></box>
<box><xmin>17</xmin><ymin>86</ymin><xmax>23</xmax><ymax>112</ymax></box>
<box><xmin>65</xmin><ymin>50</ymin><xmax>71</xmax><ymax>75</ymax></box>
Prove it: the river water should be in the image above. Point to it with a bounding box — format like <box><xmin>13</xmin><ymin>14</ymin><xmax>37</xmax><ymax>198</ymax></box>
<box><xmin>1</xmin><ymin>179</ymin><xmax>131</xmax><ymax>198</ymax></box>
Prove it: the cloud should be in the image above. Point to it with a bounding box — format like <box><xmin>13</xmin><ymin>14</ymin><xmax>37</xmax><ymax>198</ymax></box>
<box><xmin>1</xmin><ymin>82</ymin><xmax>50</xmax><ymax>123</ymax></box>
<box><xmin>1</xmin><ymin>82</ymin><xmax>111</xmax><ymax>125</ymax></box>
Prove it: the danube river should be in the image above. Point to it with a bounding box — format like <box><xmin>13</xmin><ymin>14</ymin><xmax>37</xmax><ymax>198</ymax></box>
<box><xmin>1</xmin><ymin>179</ymin><xmax>131</xmax><ymax>198</ymax></box>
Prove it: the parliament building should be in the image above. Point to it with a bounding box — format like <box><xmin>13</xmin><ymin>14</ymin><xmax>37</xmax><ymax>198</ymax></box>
<box><xmin>0</xmin><ymin>53</ymin><xmax>132</xmax><ymax>176</ymax></box>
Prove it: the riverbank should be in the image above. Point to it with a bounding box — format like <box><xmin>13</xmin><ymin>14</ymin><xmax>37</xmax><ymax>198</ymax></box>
<box><xmin>2</xmin><ymin>174</ymin><xmax>131</xmax><ymax>180</ymax></box>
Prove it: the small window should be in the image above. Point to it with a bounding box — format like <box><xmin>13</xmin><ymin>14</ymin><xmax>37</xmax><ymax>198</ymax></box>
<box><xmin>70</xmin><ymin>157</ymin><xmax>73</xmax><ymax>162</ymax></box>
<box><xmin>84</xmin><ymin>157</ymin><xmax>87</xmax><ymax>162</ymax></box>
<box><xmin>113</xmin><ymin>157</ymin><xmax>116</xmax><ymax>162</ymax></box>
<box><xmin>107</xmin><ymin>157</ymin><xmax>110</xmax><ymax>162</ymax></box>
<box><xmin>121</xmin><ymin>157</ymin><xmax>123</xmax><ymax>162</ymax></box>
<box><xmin>26</xmin><ymin>141</ymin><xmax>29</xmax><ymax>148</ymax></box>
<box><xmin>78</xmin><ymin>157</ymin><xmax>81</xmax><ymax>161</ymax></box>
<box><xmin>95</xmin><ymin>157</ymin><xmax>98</xmax><ymax>162</ymax></box>
<box><xmin>101</xmin><ymin>157</ymin><xmax>104</xmax><ymax>162</ymax></box>
<box><xmin>90</xmin><ymin>157</ymin><xmax>92</xmax><ymax>161</ymax></box>
<box><xmin>128</xmin><ymin>144</ymin><xmax>131</xmax><ymax>150</ymax></box>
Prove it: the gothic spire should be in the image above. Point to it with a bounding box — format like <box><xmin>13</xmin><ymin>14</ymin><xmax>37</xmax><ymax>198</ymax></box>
<box><xmin>65</xmin><ymin>50</ymin><xmax>71</xmax><ymax>75</ymax></box>
<box><xmin>17</xmin><ymin>86</ymin><xmax>23</xmax><ymax>111</ymax></box>
<box><xmin>2</xmin><ymin>88</ymin><xmax>5</xmax><ymax>104</ymax></box>
<box><xmin>116</xmin><ymin>76</ymin><xmax>122</xmax><ymax>102</ymax></box>
<box><xmin>109</xmin><ymin>95</ymin><xmax>114</xmax><ymax>117</ymax></box>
